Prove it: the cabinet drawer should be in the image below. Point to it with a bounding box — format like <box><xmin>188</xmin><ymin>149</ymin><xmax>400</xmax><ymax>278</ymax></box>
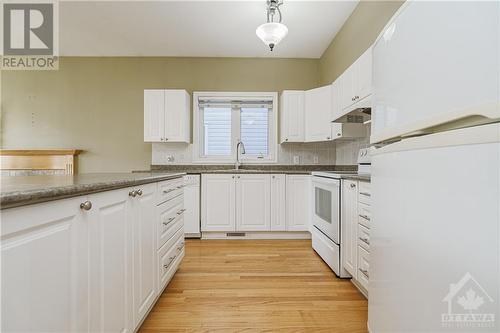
<box><xmin>357</xmin><ymin>224</ymin><xmax>370</xmax><ymax>252</ymax></box>
<box><xmin>358</xmin><ymin>181</ymin><xmax>371</xmax><ymax>205</ymax></box>
<box><xmin>157</xmin><ymin>196</ymin><xmax>185</xmax><ymax>249</ymax></box>
<box><xmin>311</xmin><ymin>227</ymin><xmax>340</xmax><ymax>275</ymax></box>
<box><xmin>358</xmin><ymin>202</ymin><xmax>371</xmax><ymax>228</ymax></box>
<box><xmin>157</xmin><ymin>228</ymin><xmax>185</xmax><ymax>294</ymax></box>
<box><xmin>357</xmin><ymin>246</ymin><xmax>370</xmax><ymax>290</ymax></box>
<box><xmin>157</xmin><ymin>178</ymin><xmax>184</xmax><ymax>205</ymax></box>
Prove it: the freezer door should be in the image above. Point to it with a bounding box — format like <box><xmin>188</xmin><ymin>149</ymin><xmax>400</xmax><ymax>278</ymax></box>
<box><xmin>371</xmin><ymin>1</ymin><xmax>500</xmax><ymax>144</ymax></box>
<box><xmin>368</xmin><ymin>124</ymin><xmax>500</xmax><ymax>332</ymax></box>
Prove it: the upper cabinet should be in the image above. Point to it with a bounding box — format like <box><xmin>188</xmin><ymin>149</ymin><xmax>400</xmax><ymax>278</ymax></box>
<box><xmin>333</xmin><ymin>47</ymin><xmax>373</xmax><ymax>122</ymax></box>
<box><xmin>144</xmin><ymin>89</ymin><xmax>190</xmax><ymax>143</ymax></box>
<box><xmin>305</xmin><ymin>85</ymin><xmax>332</xmax><ymax>142</ymax></box>
<box><xmin>280</xmin><ymin>91</ymin><xmax>305</xmax><ymax>143</ymax></box>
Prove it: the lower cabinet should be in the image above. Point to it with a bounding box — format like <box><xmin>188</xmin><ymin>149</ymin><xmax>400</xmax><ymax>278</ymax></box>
<box><xmin>201</xmin><ymin>174</ymin><xmax>236</xmax><ymax>231</ymax></box>
<box><xmin>87</xmin><ymin>188</ymin><xmax>134</xmax><ymax>333</ymax></box>
<box><xmin>1</xmin><ymin>197</ymin><xmax>89</xmax><ymax>333</ymax></box>
<box><xmin>235</xmin><ymin>174</ymin><xmax>271</xmax><ymax>231</ymax></box>
<box><xmin>286</xmin><ymin>175</ymin><xmax>311</xmax><ymax>231</ymax></box>
<box><xmin>270</xmin><ymin>174</ymin><xmax>286</xmax><ymax>231</ymax></box>
<box><xmin>341</xmin><ymin>179</ymin><xmax>358</xmax><ymax>276</ymax></box>
<box><xmin>1</xmin><ymin>178</ymin><xmax>185</xmax><ymax>333</ymax></box>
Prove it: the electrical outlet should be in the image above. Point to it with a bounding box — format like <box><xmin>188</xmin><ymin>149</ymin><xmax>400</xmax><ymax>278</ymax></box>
<box><xmin>293</xmin><ymin>155</ymin><xmax>300</xmax><ymax>165</ymax></box>
<box><xmin>313</xmin><ymin>155</ymin><xmax>319</xmax><ymax>164</ymax></box>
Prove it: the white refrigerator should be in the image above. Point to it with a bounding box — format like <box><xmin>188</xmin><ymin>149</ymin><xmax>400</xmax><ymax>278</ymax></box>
<box><xmin>369</xmin><ymin>1</ymin><xmax>500</xmax><ymax>332</ymax></box>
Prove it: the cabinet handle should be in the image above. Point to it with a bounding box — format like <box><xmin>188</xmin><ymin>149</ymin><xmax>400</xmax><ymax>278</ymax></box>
<box><xmin>163</xmin><ymin>217</ymin><xmax>175</xmax><ymax>226</ymax></box>
<box><xmin>129</xmin><ymin>190</ymin><xmax>137</xmax><ymax>197</ymax></box>
<box><xmin>80</xmin><ymin>200</ymin><xmax>92</xmax><ymax>211</ymax></box>
<box><xmin>177</xmin><ymin>244</ymin><xmax>184</xmax><ymax>251</ymax></box>
<box><xmin>176</xmin><ymin>208</ymin><xmax>186</xmax><ymax>215</ymax></box>
<box><xmin>163</xmin><ymin>188</ymin><xmax>176</xmax><ymax>194</ymax></box>
<box><xmin>136</xmin><ymin>189</ymin><xmax>143</xmax><ymax>196</ymax></box>
<box><xmin>163</xmin><ymin>256</ymin><xmax>176</xmax><ymax>270</ymax></box>
<box><xmin>359</xmin><ymin>214</ymin><xmax>371</xmax><ymax>221</ymax></box>
<box><xmin>359</xmin><ymin>268</ymin><xmax>369</xmax><ymax>278</ymax></box>
<box><xmin>359</xmin><ymin>236</ymin><xmax>370</xmax><ymax>245</ymax></box>
<box><xmin>359</xmin><ymin>192</ymin><xmax>371</xmax><ymax>197</ymax></box>
<box><xmin>350</xmin><ymin>183</ymin><xmax>356</xmax><ymax>188</ymax></box>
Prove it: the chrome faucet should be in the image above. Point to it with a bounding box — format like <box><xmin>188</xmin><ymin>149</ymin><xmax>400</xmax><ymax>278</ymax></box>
<box><xmin>235</xmin><ymin>141</ymin><xmax>246</xmax><ymax>170</ymax></box>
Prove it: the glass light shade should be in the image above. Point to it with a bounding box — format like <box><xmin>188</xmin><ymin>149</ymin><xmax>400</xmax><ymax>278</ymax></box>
<box><xmin>256</xmin><ymin>22</ymin><xmax>288</xmax><ymax>50</ymax></box>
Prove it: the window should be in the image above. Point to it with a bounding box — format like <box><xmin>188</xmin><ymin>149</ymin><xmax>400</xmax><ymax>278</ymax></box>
<box><xmin>194</xmin><ymin>92</ymin><xmax>277</xmax><ymax>163</ymax></box>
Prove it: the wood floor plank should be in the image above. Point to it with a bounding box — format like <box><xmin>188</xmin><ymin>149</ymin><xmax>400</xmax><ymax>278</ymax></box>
<box><xmin>139</xmin><ymin>239</ymin><xmax>368</xmax><ymax>333</ymax></box>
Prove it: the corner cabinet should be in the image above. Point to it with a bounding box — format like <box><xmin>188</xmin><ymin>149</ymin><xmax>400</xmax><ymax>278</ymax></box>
<box><xmin>280</xmin><ymin>91</ymin><xmax>305</xmax><ymax>143</ymax></box>
<box><xmin>144</xmin><ymin>89</ymin><xmax>190</xmax><ymax>143</ymax></box>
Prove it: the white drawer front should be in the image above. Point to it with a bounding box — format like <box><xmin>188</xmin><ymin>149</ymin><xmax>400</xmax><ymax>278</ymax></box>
<box><xmin>311</xmin><ymin>227</ymin><xmax>340</xmax><ymax>275</ymax></box>
<box><xmin>357</xmin><ymin>245</ymin><xmax>370</xmax><ymax>290</ymax></box>
<box><xmin>358</xmin><ymin>181</ymin><xmax>371</xmax><ymax>205</ymax></box>
<box><xmin>157</xmin><ymin>196</ymin><xmax>184</xmax><ymax>249</ymax></box>
<box><xmin>357</xmin><ymin>224</ymin><xmax>370</xmax><ymax>252</ymax></box>
<box><xmin>157</xmin><ymin>228</ymin><xmax>184</xmax><ymax>293</ymax></box>
<box><xmin>157</xmin><ymin>178</ymin><xmax>184</xmax><ymax>205</ymax></box>
<box><xmin>358</xmin><ymin>202</ymin><xmax>371</xmax><ymax>228</ymax></box>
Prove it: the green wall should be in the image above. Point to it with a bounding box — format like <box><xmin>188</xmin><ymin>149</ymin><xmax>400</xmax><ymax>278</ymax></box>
<box><xmin>1</xmin><ymin>57</ymin><xmax>318</xmax><ymax>172</ymax></box>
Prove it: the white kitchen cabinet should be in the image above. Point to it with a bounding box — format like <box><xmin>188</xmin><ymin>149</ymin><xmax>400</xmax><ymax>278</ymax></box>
<box><xmin>339</xmin><ymin>47</ymin><xmax>373</xmax><ymax>113</ymax></box>
<box><xmin>201</xmin><ymin>174</ymin><xmax>236</xmax><ymax>231</ymax></box>
<box><xmin>235</xmin><ymin>174</ymin><xmax>271</xmax><ymax>231</ymax></box>
<box><xmin>144</xmin><ymin>89</ymin><xmax>190</xmax><ymax>143</ymax></box>
<box><xmin>87</xmin><ymin>188</ymin><xmax>134</xmax><ymax>333</ymax></box>
<box><xmin>305</xmin><ymin>85</ymin><xmax>333</xmax><ymax>142</ymax></box>
<box><xmin>286</xmin><ymin>175</ymin><xmax>311</xmax><ymax>231</ymax></box>
<box><xmin>331</xmin><ymin>123</ymin><xmax>366</xmax><ymax>140</ymax></box>
<box><xmin>341</xmin><ymin>180</ymin><xmax>358</xmax><ymax>276</ymax></box>
<box><xmin>280</xmin><ymin>90</ymin><xmax>305</xmax><ymax>143</ymax></box>
<box><xmin>270</xmin><ymin>174</ymin><xmax>287</xmax><ymax>231</ymax></box>
<box><xmin>131</xmin><ymin>183</ymin><xmax>158</xmax><ymax>327</ymax></box>
<box><xmin>1</xmin><ymin>197</ymin><xmax>89</xmax><ymax>333</ymax></box>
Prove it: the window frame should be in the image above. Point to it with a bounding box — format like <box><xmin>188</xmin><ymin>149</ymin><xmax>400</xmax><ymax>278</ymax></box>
<box><xmin>193</xmin><ymin>91</ymin><xmax>278</xmax><ymax>164</ymax></box>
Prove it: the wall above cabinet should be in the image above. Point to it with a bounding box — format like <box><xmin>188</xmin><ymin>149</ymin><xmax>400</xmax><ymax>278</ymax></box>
<box><xmin>144</xmin><ymin>89</ymin><xmax>190</xmax><ymax>143</ymax></box>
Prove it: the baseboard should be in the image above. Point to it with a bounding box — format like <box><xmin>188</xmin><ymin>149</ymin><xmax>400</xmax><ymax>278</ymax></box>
<box><xmin>184</xmin><ymin>232</ymin><xmax>201</xmax><ymax>238</ymax></box>
<box><xmin>351</xmin><ymin>278</ymin><xmax>369</xmax><ymax>299</ymax></box>
<box><xmin>201</xmin><ymin>231</ymin><xmax>311</xmax><ymax>240</ymax></box>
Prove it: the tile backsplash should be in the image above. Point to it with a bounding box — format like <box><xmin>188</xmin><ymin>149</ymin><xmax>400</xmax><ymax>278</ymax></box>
<box><xmin>152</xmin><ymin>138</ymin><xmax>368</xmax><ymax>166</ymax></box>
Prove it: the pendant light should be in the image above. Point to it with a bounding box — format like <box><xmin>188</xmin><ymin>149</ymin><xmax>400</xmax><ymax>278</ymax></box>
<box><xmin>256</xmin><ymin>0</ymin><xmax>288</xmax><ymax>51</ymax></box>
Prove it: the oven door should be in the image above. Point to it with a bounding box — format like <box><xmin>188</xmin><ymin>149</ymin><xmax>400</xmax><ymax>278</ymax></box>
<box><xmin>311</xmin><ymin>176</ymin><xmax>340</xmax><ymax>244</ymax></box>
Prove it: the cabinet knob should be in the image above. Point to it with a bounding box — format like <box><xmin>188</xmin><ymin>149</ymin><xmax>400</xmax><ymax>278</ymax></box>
<box><xmin>160</xmin><ymin>138</ymin><xmax>164</xmax><ymax>141</ymax></box>
<box><xmin>232</xmin><ymin>175</ymin><xmax>235</xmax><ymax>179</ymax></box>
<box><xmin>337</xmin><ymin>133</ymin><xmax>341</xmax><ymax>136</ymax></box>
<box><xmin>285</xmin><ymin>138</ymin><xmax>289</xmax><ymax>142</ymax></box>
<box><xmin>136</xmin><ymin>189</ymin><xmax>143</xmax><ymax>196</ymax></box>
<box><xmin>237</xmin><ymin>176</ymin><xmax>240</xmax><ymax>179</ymax></box>
<box><xmin>80</xmin><ymin>200</ymin><xmax>92</xmax><ymax>211</ymax></box>
<box><xmin>129</xmin><ymin>190</ymin><xmax>137</xmax><ymax>197</ymax></box>
<box><xmin>326</xmin><ymin>136</ymin><xmax>330</xmax><ymax>140</ymax></box>
<box><xmin>165</xmin><ymin>138</ymin><xmax>169</xmax><ymax>141</ymax></box>
<box><xmin>350</xmin><ymin>183</ymin><xmax>356</xmax><ymax>188</ymax></box>
<box><xmin>272</xmin><ymin>175</ymin><xmax>275</xmax><ymax>179</ymax></box>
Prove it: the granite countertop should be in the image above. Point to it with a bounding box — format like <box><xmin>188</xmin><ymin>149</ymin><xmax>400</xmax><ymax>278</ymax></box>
<box><xmin>0</xmin><ymin>172</ymin><xmax>185</xmax><ymax>209</ymax></box>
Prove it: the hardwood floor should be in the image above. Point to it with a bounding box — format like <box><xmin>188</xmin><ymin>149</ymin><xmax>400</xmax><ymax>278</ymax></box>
<box><xmin>140</xmin><ymin>239</ymin><xmax>368</xmax><ymax>333</ymax></box>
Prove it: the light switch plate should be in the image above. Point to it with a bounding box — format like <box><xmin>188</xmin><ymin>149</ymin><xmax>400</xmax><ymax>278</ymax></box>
<box><xmin>293</xmin><ymin>155</ymin><xmax>300</xmax><ymax>165</ymax></box>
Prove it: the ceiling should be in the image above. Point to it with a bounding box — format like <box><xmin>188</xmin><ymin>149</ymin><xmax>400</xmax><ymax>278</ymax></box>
<box><xmin>59</xmin><ymin>1</ymin><xmax>358</xmax><ymax>58</ymax></box>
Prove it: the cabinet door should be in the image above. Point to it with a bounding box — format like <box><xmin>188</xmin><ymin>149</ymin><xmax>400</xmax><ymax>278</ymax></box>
<box><xmin>164</xmin><ymin>89</ymin><xmax>190</xmax><ymax>142</ymax></box>
<box><xmin>286</xmin><ymin>175</ymin><xmax>311</xmax><ymax>231</ymax></box>
<box><xmin>339</xmin><ymin>68</ymin><xmax>355</xmax><ymax>111</ymax></box>
<box><xmin>341</xmin><ymin>180</ymin><xmax>358</xmax><ymax>276</ymax></box>
<box><xmin>235</xmin><ymin>174</ymin><xmax>271</xmax><ymax>231</ymax></box>
<box><xmin>201</xmin><ymin>174</ymin><xmax>236</xmax><ymax>231</ymax></box>
<box><xmin>87</xmin><ymin>188</ymin><xmax>133</xmax><ymax>333</ymax></box>
<box><xmin>270</xmin><ymin>174</ymin><xmax>287</xmax><ymax>231</ymax></box>
<box><xmin>144</xmin><ymin>89</ymin><xmax>165</xmax><ymax>142</ymax></box>
<box><xmin>355</xmin><ymin>47</ymin><xmax>373</xmax><ymax>102</ymax></box>
<box><xmin>1</xmin><ymin>197</ymin><xmax>88</xmax><ymax>333</ymax></box>
<box><xmin>280</xmin><ymin>90</ymin><xmax>305</xmax><ymax>143</ymax></box>
<box><xmin>132</xmin><ymin>183</ymin><xmax>158</xmax><ymax>327</ymax></box>
<box><xmin>305</xmin><ymin>85</ymin><xmax>333</xmax><ymax>142</ymax></box>
<box><xmin>331</xmin><ymin>79</ymin><xmax>342</xmax><ymax>122</ymax></box>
